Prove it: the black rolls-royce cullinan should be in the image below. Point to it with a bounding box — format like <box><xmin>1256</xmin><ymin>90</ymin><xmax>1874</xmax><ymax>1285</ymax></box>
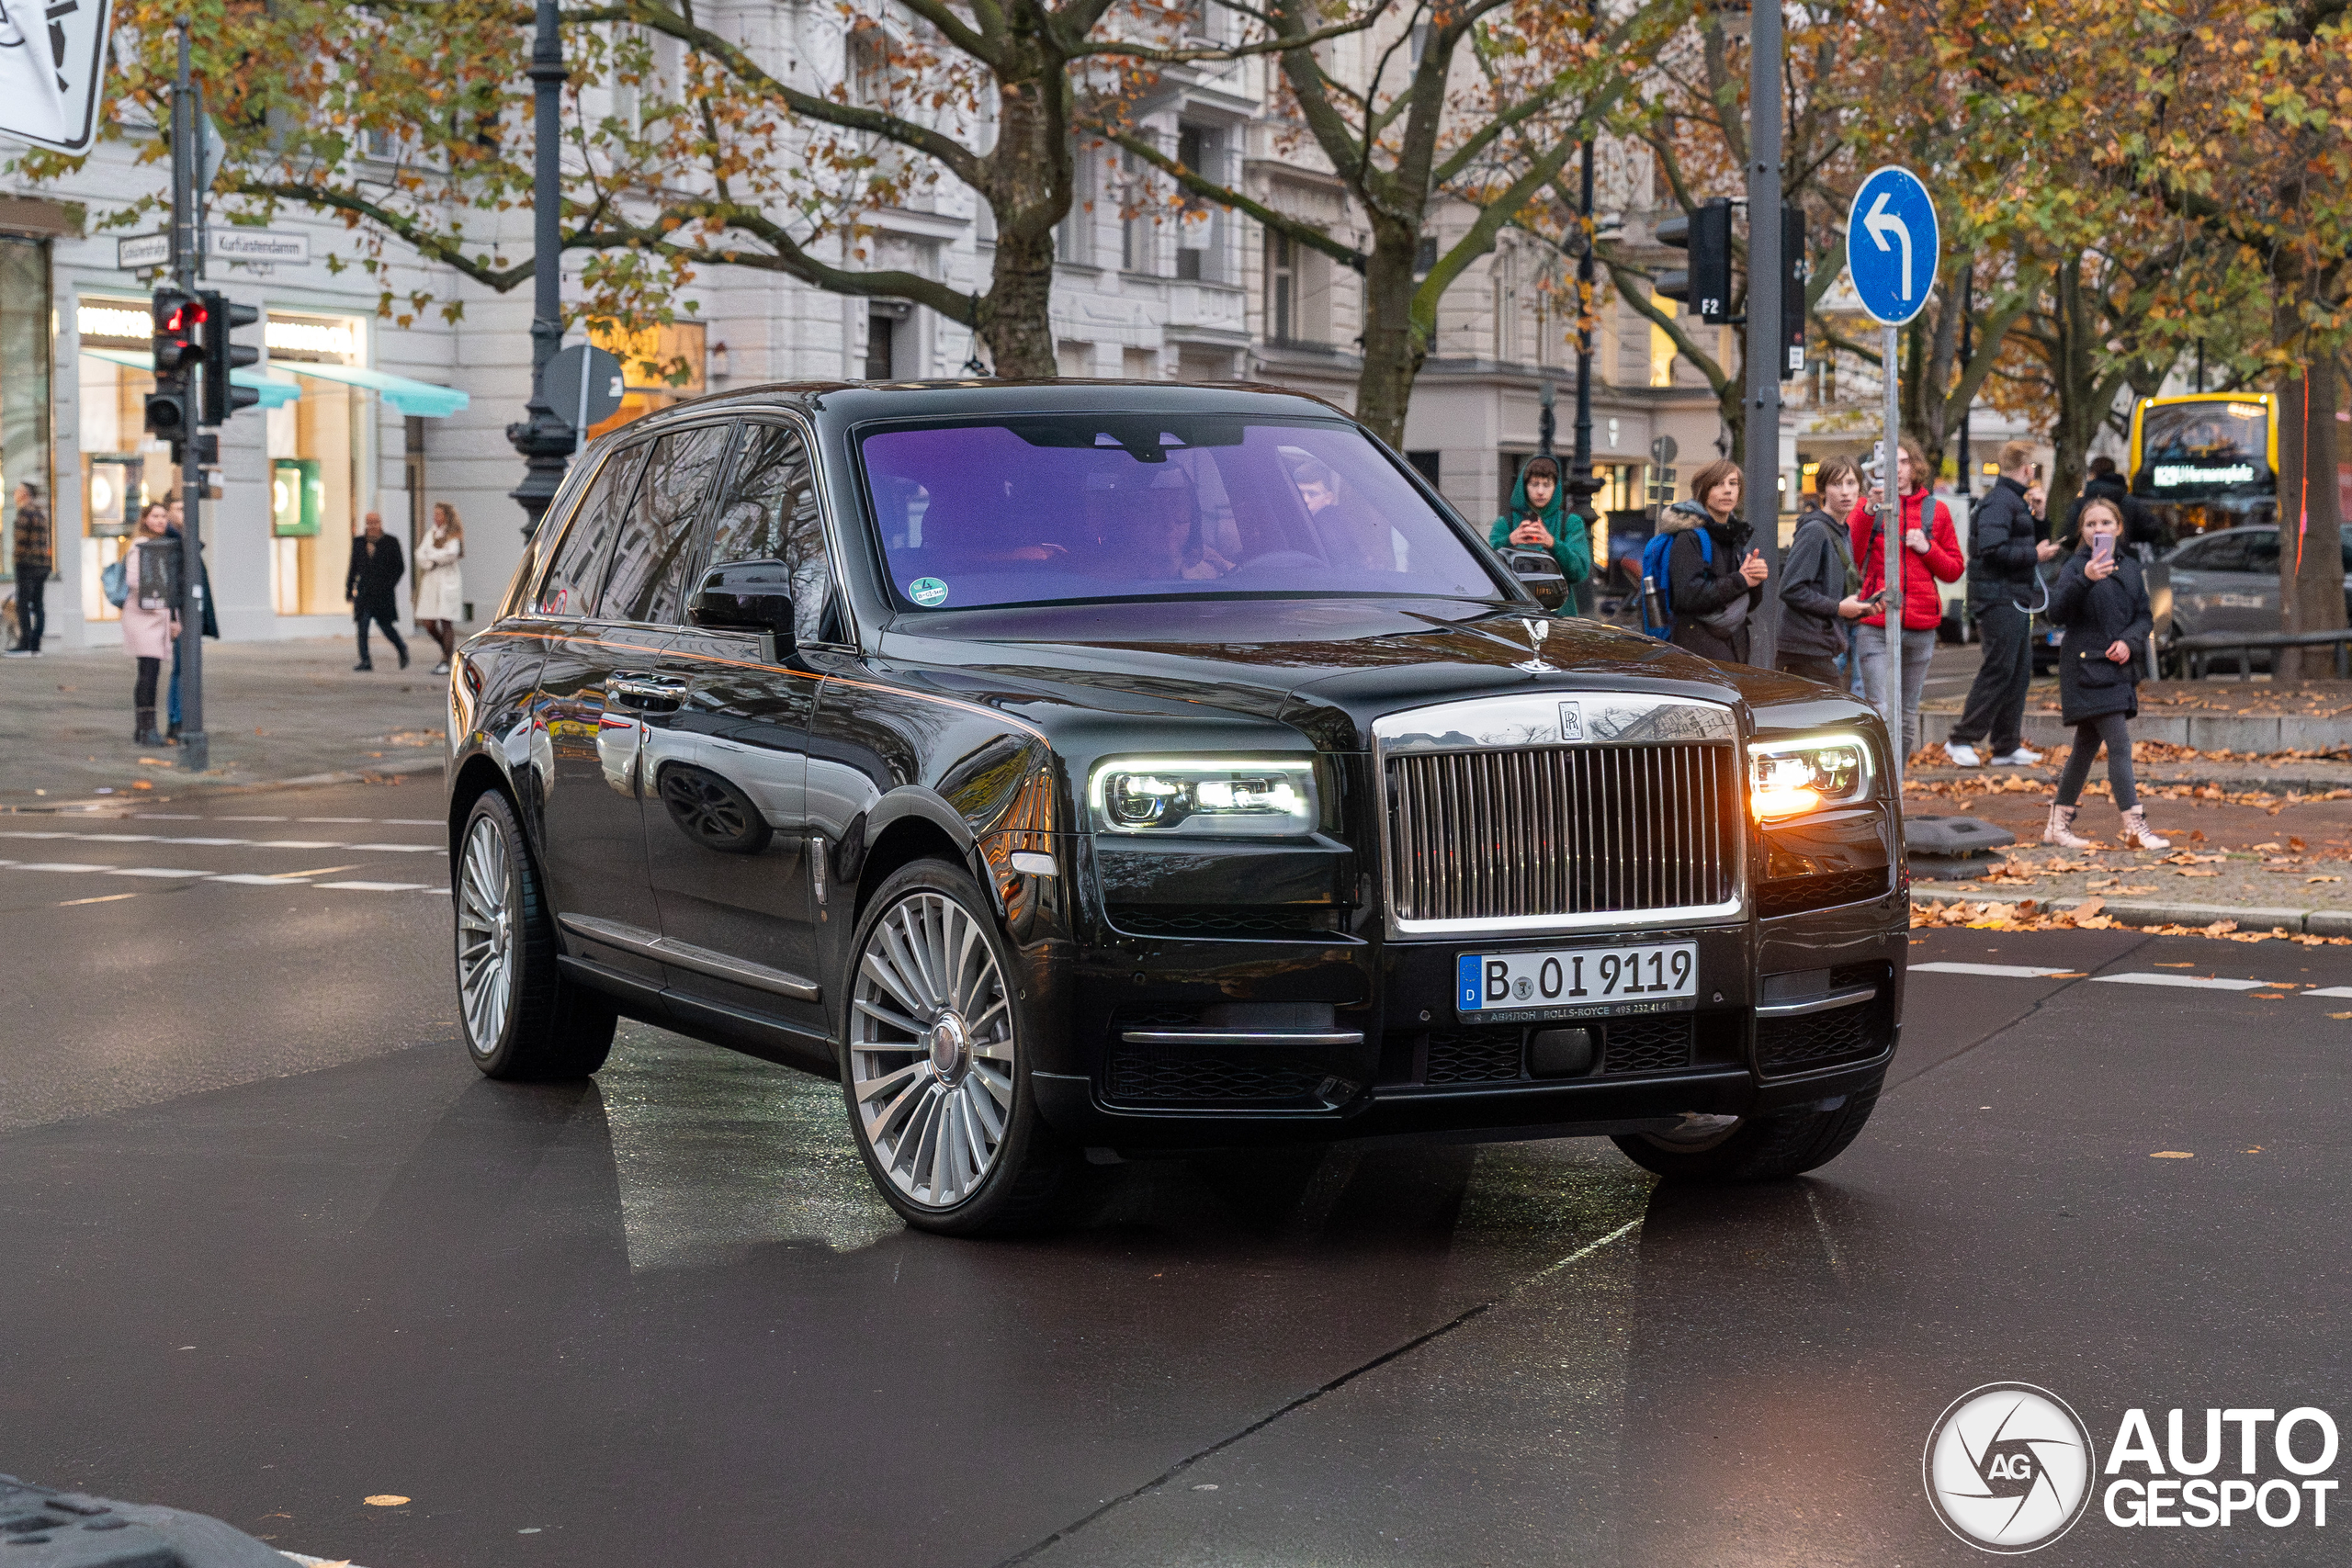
<box><xmin>444</xmin><ymin>380</ymin><xmax>1907</xmax><ymax>1234</ymax></box>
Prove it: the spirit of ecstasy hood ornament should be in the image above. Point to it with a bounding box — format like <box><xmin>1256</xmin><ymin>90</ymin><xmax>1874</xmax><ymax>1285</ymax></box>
<box><xmin>1513</xmin><ymin>616</ymin><xmax>1558</xmax><ymax>674</ymax></box>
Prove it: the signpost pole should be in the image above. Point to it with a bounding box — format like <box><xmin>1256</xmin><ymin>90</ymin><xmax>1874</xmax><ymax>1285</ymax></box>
<box><xmin>172</xmin><ymin>17</ymin><xmax>209</xmax><ymax>773</ymax></box>
<box><xmin>1743</xmin><ymin>0</ymin><xmax>1784</xmax><ymax>671</ymax></box>
<box><xmin>1882</xmin><ymin>320</ymin><xmax>1903</xmax><ymax>787</ymax></box>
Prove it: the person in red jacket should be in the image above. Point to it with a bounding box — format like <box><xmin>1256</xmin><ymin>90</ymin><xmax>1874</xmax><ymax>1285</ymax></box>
<box><xmin>1848</xmin><ymin>437</ymin><xmax>1963</xmax><ymax>760</ymax></box>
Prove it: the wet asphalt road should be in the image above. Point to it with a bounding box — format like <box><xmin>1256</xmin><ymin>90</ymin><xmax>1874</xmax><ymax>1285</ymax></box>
<box><xmin>3</xmin><ymin>781</ymin><xmax>2346</xmax><ymax>1566</ymax></box>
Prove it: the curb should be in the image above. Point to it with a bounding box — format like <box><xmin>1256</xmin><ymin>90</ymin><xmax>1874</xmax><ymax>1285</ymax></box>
<box><xmin>0</xmin><ymin>753</ymin><xmax>443</xmax><ymax>813</ymax></box>
<box><xmin>1905</xmin><ymin>768</ymin><xmax>2352</xmax><ymax>795</ymax></box>
<box><xmin>1912</xmin><ymin>885</ymin><xmax>2352</xmax><ymax>935</ymax></box>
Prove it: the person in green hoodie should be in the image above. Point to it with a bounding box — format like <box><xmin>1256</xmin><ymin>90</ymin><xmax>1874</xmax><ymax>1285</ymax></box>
<box><xmin>1488</xmin><ymin>456</ymin><xmax>1591</xmax><ymax>604</ymax></box>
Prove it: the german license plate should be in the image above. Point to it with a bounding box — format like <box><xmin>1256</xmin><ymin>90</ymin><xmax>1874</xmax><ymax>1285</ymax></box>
<box><xmin>1456</xmin><ymin>940</ymin><xmax>1699</xmax><ymax>1021</ymax></box>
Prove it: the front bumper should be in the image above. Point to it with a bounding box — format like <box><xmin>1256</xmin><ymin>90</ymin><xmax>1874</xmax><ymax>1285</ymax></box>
<box><xmin>1026</xmin><ymin>884</ymin><xmax>1908</xmax><ymax>1152</ymax></box>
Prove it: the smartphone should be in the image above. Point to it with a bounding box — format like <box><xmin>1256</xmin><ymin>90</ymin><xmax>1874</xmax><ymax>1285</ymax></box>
<box><xmin>1867</xmin><ymin>588</ymin><xmax>1892</xmax><ymax>610</ymax></box>
<box><xmin>2092</xmin><ymin>534</ymin><xmax>2115</xmax><ymax>569</ymax></box>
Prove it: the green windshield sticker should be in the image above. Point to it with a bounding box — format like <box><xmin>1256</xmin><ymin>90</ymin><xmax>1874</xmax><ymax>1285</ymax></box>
<box><xmin>908</xmin><ymin>577</ymin><xmax>950</xmax><ymax>608</ymax></box>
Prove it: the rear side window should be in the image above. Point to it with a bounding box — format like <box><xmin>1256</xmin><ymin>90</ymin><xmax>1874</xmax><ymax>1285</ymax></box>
<box><xmin>704</xmin><ymin>422</ymin><xmax>835</xmax><ymax>639</ymax></box>
<box><xmin>2243</xmin><ymin>531</ymin><xmax>2280</xmax><ymax>576</ymax></box>
<box><xmin>604</xmin><ymin>423</ymin><xmax>732</xmax><ymax>626</ymax></box>
<box><xmin>536</xmin><ymin>444</ymin><xmax>648</xmax><ymax>617</ymax></box>
<box><xmin>2186</xmin><ymin>533</ymin><xmax>2247</xmax><ymax>573</ymax></box>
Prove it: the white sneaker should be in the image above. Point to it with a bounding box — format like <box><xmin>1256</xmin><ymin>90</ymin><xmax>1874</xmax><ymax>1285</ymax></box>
<box><xmin>1944</xmin><ymin>742</ymin><xmax>1982</xmax><ymax>767</ymax></box>
<box><xmin>1989</xmin><ymin>747</ymin><xmax>2043</xmax><ymax>766</ymax></box>
<box><xmin>1</xmin><ymin>649</ymin><xmax>30</xmax><ymax>659</ymax></box>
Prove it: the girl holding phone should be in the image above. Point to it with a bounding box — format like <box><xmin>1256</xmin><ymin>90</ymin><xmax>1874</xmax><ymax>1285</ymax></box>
<box><xmin>2042</xmin><ymin>497</ymin><xmax>2167</xmax><ymax>850</ymax></box>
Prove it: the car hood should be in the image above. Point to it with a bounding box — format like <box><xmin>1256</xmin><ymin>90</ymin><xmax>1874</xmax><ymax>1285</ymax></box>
<box><xmin>873</xmin><ymin>598</ymin><xmax>1885</xmax><ymax>750</ymax></box>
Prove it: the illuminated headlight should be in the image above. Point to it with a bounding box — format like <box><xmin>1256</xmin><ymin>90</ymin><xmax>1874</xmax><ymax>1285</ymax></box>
<box><xmin>1748</xmin><ymin>734</ymin><xmax>1871</xmax><ymax>820</ymax></box>
<box><xmin>1089</xmin><ymin>758</ymin><xmax>1321</xmax><ymax>838</ymax></box>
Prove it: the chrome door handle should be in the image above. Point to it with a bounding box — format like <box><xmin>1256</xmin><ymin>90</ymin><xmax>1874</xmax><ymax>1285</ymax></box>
<box><xmin>609</xmin><ymin>674</ymin><xmax>687</xmax><ymax>708</ymax></box>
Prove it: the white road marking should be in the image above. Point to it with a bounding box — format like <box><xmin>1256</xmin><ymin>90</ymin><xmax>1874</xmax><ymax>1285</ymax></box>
<box><xmin>0</xmin><ymin>829</ymin><xmax>434</xmax><ymax>852</ymax></box>
<box><xmin>208</xmin><ymin>874</ymin><xmax>313</xmax><ymax>886</ymax></box>
<box><xmin>345</xmin><ymin>842</ymin><xmax>441</xmax><ymax>853</ymax></box>
<box><xmin>2300</xmin><ymin>986</ymin><xmax>2352</xmax><ymax>998</ymax></box>
<box><xmin>1911</xmin><ymin>962</ymin><xmax>2081</xmax><ymax>978</ymax></box>
<box><xmin>14</xmin><ymin>863</ymin><xmax>110</xmax><ymax>873</ymax></box>
<box><xmin>311</xmin><ymin>880</ymin><xmax>432</xmax><ymax>891</ymax></box>
<box><xmin>2090</xmin><ymin>972</ymin><xmax>2278</xmax><ymax>991</ymax></box>
<box><xmin>106</xmin><ymin>867</ymin><xmax>220</xmax><ymax>879</ymax></box>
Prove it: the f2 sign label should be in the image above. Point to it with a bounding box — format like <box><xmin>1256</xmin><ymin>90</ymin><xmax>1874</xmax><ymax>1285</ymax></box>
<box><xmin>0</xmin><ymin>0</ymin><xmax>115</xmax><ymax>153</ymax></box>
<box><xmin>1845</xmin><ymin>166</ymin><xmax>1940</xmax><ymax>327</ymax></box>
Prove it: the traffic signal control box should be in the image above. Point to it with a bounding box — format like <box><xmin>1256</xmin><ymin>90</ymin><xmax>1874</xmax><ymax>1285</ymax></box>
<box><xmin>1656</xmin><ymin>198</ymin><xmax>1733</xmax><ymax>324</ymax></box>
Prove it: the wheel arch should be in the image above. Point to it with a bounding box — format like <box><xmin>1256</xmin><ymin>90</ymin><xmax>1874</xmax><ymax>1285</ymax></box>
<box><xmin>854</xmin><ymin>809</ymin><xmax>982</xmax><ymax>925</ymax></box>
<box><xmin>448</xmin><ymin>752</ymin><xmax>524</xmax><ymax>884</ymax></box>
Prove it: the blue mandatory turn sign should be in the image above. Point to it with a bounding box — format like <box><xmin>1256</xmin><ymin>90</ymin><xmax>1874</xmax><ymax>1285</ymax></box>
<box><xmin>1845</xmin><ymin>165</ymin><xmax>1940</xmax><ymax>326</ymax></box>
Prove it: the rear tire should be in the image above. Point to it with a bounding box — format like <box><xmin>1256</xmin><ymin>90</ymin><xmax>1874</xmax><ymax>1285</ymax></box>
<box><xmin>840</xmin><ymin>858</ymin><xmax>1081</xmax><ymax>1236</ymax></box>
<box><xmin>1611</xmin><ymin>1074</ymin><xmax>1882</xmax><ymax>1181</ymax></box>
<box><xmin>454</xmin><ymin>791</ymin><xmax>616</xmax><ymax>1080</ymax></box>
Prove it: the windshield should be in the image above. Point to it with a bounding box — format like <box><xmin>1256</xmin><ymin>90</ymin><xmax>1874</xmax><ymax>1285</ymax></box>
<box><xmin>856</xmin><ymin>414</ymin><xmax>1503</xmax><ymax>612</ymax></box>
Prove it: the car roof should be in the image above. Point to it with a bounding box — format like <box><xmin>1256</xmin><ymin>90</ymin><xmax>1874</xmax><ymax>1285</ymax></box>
<box><xmin>607</xmin><ymin>378</ymin><xmax>1357</xmax><ymax>435</ymax></box>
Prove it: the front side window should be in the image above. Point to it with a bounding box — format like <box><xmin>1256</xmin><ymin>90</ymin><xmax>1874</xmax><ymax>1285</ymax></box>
<box><xmin>856</xmin><ymin>414</ymin><xmax>1502</xmax><ymax>613</ymax></box>
<box><xmin>535</xmin><ymin>443</ymin><xmax>649</xmax><ymax>617</ymax></box>
<box><xmin>603</xmin><ymin>423</ymin><xmax>731</xmax><ymax>626</ymax></box>
<box><xmin>704</xmin><ymin>422</ymin><xmax>836</xmax><ymax>639</ymax></box>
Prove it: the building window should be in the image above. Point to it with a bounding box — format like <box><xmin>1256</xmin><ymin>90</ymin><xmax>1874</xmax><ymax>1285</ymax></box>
<box><xmin>1267</xmin><ymin>232</ymin><xmax>1294</xmax><ymax>342</ymax></box>
<box><xmin>1648</xmin><ymin>297</ymin><xmax>1679</xmax><ymax>388</ymax></box>
<box><xmin>1174</xmin><ymin>124</ymin><xmax>1217</xmax><ymax>282</ymax></box>
<box><xmin>266</xmin><ymin>310</ymin><xmax>374</xmax><ymax>617</ymax></box>
<box><xmin>1057</xmin><ymin>142</ymin><xmax>1096</xmax><ymax>265</ymax></box>
<box><xmin>1122</xmin><ymin>346</ymin><xmax>1158</xmax><ymax>379</ymax></box>
<box><xmin>585</xmin><ymin>319</ymin><xmax>710</xmax><ymax>430</ymax></box>
<box><xmin>865</xmin><ymin>313</ymin><xmax>897</xmax><ymax>380</ymax></box>
<box><xmin>74</xmin><ymin>294</ymin><xmax>168</xmax><ymax>625</ymax></box>
<box><xmin>1</xmin><ymin>239</ymin><xmax>51</xmax><ymax>592</ymax></box>
<box><xmin>847</xmin><ymin>24</ymin><xmax>890</xmax><ymax>107</ymax></box>
<box><xmin>1057</xmin><ymin>340</ymin><xmax>1093</xmax><ymax>378</ymax></box>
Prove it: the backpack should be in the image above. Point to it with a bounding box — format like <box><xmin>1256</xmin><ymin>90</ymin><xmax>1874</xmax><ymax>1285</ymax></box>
<box><xmin>101</xmin><ymin>558</ymin><xmax>129</xmax><ymax>609</ymax></box>
<box><xmin>1638</xmin><ymin>525</ymin><xmax>1712</xmax><ymax>638</ymax></box>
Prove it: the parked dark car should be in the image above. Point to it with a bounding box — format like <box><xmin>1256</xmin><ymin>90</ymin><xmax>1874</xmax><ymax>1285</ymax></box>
<box><xmin>444</xmin><ymin>382</ymin><xmax>1908</xmax><ymax>1234</ymax></box>
<box><xmin>2161</xmin><ymin>525</ymin><xmax>2352</xmax><ymax>671</ymax></box>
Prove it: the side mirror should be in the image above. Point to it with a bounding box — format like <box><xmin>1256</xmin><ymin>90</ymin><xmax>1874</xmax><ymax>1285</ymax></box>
<box><xmin>689</xmin><ymin>559</ymin><xmax>797</xmax><ymax>652</ymax></box>
<box><xmin>1502</xmin><ymin>546</ymin><xmax>1568</xmax><ymax>612</ymax></box>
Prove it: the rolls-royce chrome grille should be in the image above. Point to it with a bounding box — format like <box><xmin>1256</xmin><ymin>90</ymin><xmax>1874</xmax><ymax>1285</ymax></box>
<box><xmin>1373</xmin><ymin>693</ymin><xmax>1743</xmax><ymax>933</ymax></box>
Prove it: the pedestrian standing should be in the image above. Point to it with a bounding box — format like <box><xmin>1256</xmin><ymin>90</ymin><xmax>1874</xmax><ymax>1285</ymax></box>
<box><xmin>1660</xmin><ymin>458</ymin><xmax>1770</xmax><ymax>665</ymax></box>
<box><xmin>2042</xmin><ymin>498</ymin><xmax>2169</xmax><ymax>851</ymax></box>
<box><xmin>6</xmin><ymin>479</ymin><xmax>50</xmax><ymax>657</ymax></box>
<box><xmin>1774</xmin><ymin>457</ymin><xmax>1870</xmax><ymax>684</ymax></box>
<box><xmin>1849</xmin><ymin>437</ymin><xmax>1962</xmax><ymax>760</ymax></box>
<box><xmin>345</xmin><ymin>511</ymin><xmax>409</xmax><ymax>671</ymax></box>
<box><xmin>120</xmin><ymin>502</ymin><xmax>178</xmax><ymax>746</ymax></box>
<box><xmin>1488</xmin><ymin>456</ymin><xmax>1591</xmax><ymax>604</ymax></box>
<box><xmin>1944</xmin><ymin>441</ymin><xmax>2061</xmax><ymax>767</ymax></box>
<box><xmin>413</xmin><ymin>502</ymin><xmax>466</xmax><ymax>673</ymax></box>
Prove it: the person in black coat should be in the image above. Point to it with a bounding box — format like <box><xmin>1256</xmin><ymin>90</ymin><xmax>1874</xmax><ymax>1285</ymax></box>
<box><xmin>2041</xmin><ymin>497</ymin><xmax>2168</xmax><ymax>852</ymax></box>
<box><xmin>2058</xmin><ymin>456</ymin><xmax>2165</xmax><ymax>551</ymax></box>
<box><xmin>1661</xmin><ymin>458</ymin><xmax>1769</xmax><ymax>665</ymax></box>
<box><xmin>1946</xmin><ymin>440</ymin><xmax>2062</xmax><ymax>766</ymax></box>
<box><xmin>1774</xmin><ymin>455</ymin><xmax>1870</xmax><ymax>683</ymax></box>
<box><xmin>345</xmin><ymin>511</ymin><xmax>409</xmax><ymax>671</ymax></box>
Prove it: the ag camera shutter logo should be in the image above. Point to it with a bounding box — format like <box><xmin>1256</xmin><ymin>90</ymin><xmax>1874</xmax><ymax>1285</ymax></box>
<box><xmin>1924</xmin><ymin>1383</ymin><xmax>2097</xmax><ymax>1552</ymax></box>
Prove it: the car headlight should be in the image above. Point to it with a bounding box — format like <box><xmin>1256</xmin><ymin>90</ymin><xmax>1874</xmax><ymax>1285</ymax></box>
<box><xmin>1748</xmin><ymin>734</ymin><xmax>1872</xmax><ymax>819</ymax></box>
<box><xmin>1088</xmin><ymin>757</ymin><xmax>1321</xmax><ymax>838</ymax></box>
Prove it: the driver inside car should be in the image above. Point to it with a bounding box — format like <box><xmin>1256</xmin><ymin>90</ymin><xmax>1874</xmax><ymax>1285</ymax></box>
<box><xmin>1078</xmin><ymin>468</ymin><xmax>1232</xmax><ymax>581</ymax></box>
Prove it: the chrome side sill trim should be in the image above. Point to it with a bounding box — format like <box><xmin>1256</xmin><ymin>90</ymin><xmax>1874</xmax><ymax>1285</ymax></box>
<box><xmin>1754</xmin><ymin>984</ymin><xmax>1877</xmax><ymax>1019</ymax></box>
<box><xmin>1120</xmin><ymin>1029</ymin><xmax>1365</xmax><ymax>1047</ymax></box>
<box><xmin>559</xmin><ymin>913</ymin><xmax>821</xmax><ymax>1002</ymax></box>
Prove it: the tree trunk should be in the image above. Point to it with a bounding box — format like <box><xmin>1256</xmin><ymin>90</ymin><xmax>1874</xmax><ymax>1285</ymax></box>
<box><xmin>979</xmin><ymin>227</ymin><xmax>1058</xmax><ymax>379</ymax></box>
<box><xmin>1352</xmin><ymin>223</ymin><xmax>1425</xmax><ymax>449</ymax></box>
<box><xmin>2274</xmin><ymin>354</ymin><xmax>2346</xmax><ymax>678</ymax></box>
<box><xmin>2042</xmin><ymin>258</ymin><xmax>2099</xmax><ymax>531</ymax></box>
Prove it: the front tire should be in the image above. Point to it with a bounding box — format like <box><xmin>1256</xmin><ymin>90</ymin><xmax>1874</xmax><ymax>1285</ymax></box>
<box><xmin>841</xmin><ymin>858</ymin><xmax>1080</xmax><ymax>1235</ymax></box>
<box><xmin>1611</xmin><ymin>1075</ymin><xmax>1882</xmax><ymax>1181</ymax></box>
<box><xmin>454</xmin><ymin>791</ymin><xmax>615</xmax><ymax>1079</ymax></box>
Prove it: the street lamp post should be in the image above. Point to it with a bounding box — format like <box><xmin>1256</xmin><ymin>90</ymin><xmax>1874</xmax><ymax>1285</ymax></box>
<box><xmin>1742</xmin><ymin>0</ymin><xmax>1784</xmax><ymax>670</ymax></box>
<box><xmin>506</xmin><ymin>0</ymin><xmax>573</xmax><ymax>537</ymax></box>
<box><xmin>1565</xmin><ymin>136</ymin><xmax>1601</xmax><ymax>615</ymax></box>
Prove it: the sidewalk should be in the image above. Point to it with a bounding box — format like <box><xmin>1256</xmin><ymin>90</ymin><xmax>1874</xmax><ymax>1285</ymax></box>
<box><xmin>0</xmin><ymin>639</ymin><xmax>447</xmax><ymax>806</ymax></box>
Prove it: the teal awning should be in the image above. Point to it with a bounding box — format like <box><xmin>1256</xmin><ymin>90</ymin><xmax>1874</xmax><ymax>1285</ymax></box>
<box><xmin>281</xmin><ymin>359</ymin><xmax>469</xmax><ymax>418</ymax></box>
<box><xmin>80</xmin><ymin>345</ymin><xmax>303</xmax><ymax>410</ymax></box>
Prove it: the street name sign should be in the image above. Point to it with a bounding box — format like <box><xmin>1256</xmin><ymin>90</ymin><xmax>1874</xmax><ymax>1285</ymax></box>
<box><xmin>1845</xmin><ymin>166</ymin><xmax>1939</xmax><ymax>327</ymax></box>
<box><xmin>118</xmin><ymin>229</ymin><xmax>312</xmax><ymax>270</ymax></box>
<box><xmin>0</xmin><ymin>0</ymin><xmax>113</xmax><ymax>152</ymax></box>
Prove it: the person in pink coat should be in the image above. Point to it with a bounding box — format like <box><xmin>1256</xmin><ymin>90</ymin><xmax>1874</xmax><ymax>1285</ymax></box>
<box><xmin>119</xmin><ymin>502</ymin><xmax>179</xmax><ymax>746</ymax></box>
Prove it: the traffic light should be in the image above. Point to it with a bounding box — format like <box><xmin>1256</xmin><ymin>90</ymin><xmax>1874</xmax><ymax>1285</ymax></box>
<box><xmin>200</xmin><ymin>290</ymin><xmax>261</xmax><ymax>424</ymax></box>
<box><xmin>144</xmin><ymin>286</ymin><xmax>203</xmax><ymax>443</ymax></box>
<box><xmin>1780</xmin><ymin>204</ymin><xmax>1807</xmax><ymax>381</ymax></box>
<box><xmin>1656</xmin><ymin>197</ymin><xmax>1733</xmax><ymax>323</ymax></box>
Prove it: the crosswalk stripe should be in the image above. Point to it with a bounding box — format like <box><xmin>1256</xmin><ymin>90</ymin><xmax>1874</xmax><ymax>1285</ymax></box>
<box><xmin>311</xmin><ymin>880</ymin><xmax>432</xmax><ymax>892</ymax></box>
<box><xmin>2090</xmin><ymin>972</ymin><xmax>2278</xmax><ymax>991</ymax></box>
<box><xmin>1910</xmin><ymin>962</ymin><xmax>2080</xmax><ymax>978</ymax></box>
<box><xmin>0</xmin><ymin>829</ymin><xmax>435</xmax><ymax>852</ymax></box>
<box><xmin>106</xmin><ymin>867</ymin><xmax>220</xmax><ymax>879</ymax></box>
<box><xmin>2299</xmin><ymin>986</ymin><xmax>2352</xmax><ymax>998</ymax></box>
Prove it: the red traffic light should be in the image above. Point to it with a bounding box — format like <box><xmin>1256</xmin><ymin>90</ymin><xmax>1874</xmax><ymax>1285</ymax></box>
<box><xmin>163</xmin><ymin>301</ymin><xmax>207</xmax><ymax>334</ymax></box>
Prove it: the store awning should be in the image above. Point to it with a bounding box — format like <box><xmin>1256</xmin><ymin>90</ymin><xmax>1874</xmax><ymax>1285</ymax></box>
<box><xmin>80</xmin><ymin>345</ymin><xmax>303</xmax><ymax>410</ymax></box>
<box><xmin>280</xmin><ymin>360</ymin><xmax>469</xmax><ymax>418</ymax></box>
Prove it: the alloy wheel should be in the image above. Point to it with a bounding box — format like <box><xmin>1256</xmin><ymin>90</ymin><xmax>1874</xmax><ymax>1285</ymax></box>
<box><xmin>849</xmin><ymin>889</ymin><xmax>1016</xmax><ymax>1209</ymax></box>
<box><xmin>456</xmin><ymin>812</ymin><xmax>515</xmax><ymax>1055</ymax></box>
